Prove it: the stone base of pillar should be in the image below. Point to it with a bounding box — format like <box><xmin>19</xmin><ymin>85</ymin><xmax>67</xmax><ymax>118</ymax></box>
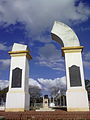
<box><xmin>36</xmin><ymin>108</ymin><xmax>55</xmax><ymax>111</ymax></box>
<box><xmin>5</xmin><ymin>91</ymin><xmax>30</xmax><ymax>112</ymax></box>
<box><xmin>66</xmin><ymin>88</ymin><xmax>89</xmax><ymax>111</ymax></box>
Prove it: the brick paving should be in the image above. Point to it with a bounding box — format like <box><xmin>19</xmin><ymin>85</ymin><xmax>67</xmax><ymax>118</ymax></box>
<box><xmin>0</xmin><ymin>110</ymin><xmax>90</xmax><ymax>120</ymax></box>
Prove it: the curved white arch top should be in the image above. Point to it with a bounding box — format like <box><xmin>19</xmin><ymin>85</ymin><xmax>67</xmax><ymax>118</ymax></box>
<box><xmin>51</xmin><ymin>21</ymin><xmax>80</xmax><ymax>47</ymax></box>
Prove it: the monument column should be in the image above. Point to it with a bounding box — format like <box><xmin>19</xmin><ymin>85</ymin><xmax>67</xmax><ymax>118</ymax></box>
<box><xmin>5</xmin><ymin>43</ymin><xmax>32</xmax><ymax>112</ymax></box>
<box><xmin>51</xmin><ymin>21</ymin><xmax>89</xmax><ymax>111</ymax></box>
<box><xmin>43</xmin><ymin>95</ymin><xmax>49</xmax><ymax>109</ymax></box>
<box><xmin>62</xmin><ymin>46</ymin><xmax>89</xmax><ymax>111</ymax></box>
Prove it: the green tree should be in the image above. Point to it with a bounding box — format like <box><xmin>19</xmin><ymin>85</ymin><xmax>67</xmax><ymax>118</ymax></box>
<box><xmin>29</xmin><ymin>85</ymin><xmax>42</xmax><ymax>106</ymax></box>
<box><xmin>85</xmin><ymin>79</ymin><xmax>90</xmax><ymax>101</ymax></box>
<box><xmin>0</xmin><ymin>87</ymin><xmax>8</xmax><ymax>104</ymax></box>
<box><xmin>0</xmin><ymin>85</ymin><xmax>42</xmax><ymax>107</ymax></box>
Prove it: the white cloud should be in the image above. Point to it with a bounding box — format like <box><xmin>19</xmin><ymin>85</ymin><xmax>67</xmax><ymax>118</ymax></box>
<box><xmin>34</xmin><ymin>34</ymin><xmax>51</xmax><ymax>43</ymax></box>
<box><xmin>0</xmin><ymin>80</ymin><xmax>9</xmax><ymax>89</ymax></box>
<box><xmin>0</xmin><ymin>0</ymin><xmax>90</xmax><ymax>37</ymax></box>
<box><xmin>0</xmin><ymin>77</ymin><xmax>66</xmax><ymax>93</ymax></box>
<box><xmin>0</xmin><ymin>43</ymin><xmax>11</xmax><ymax>51</ymax></box>
<box><xmin>83</xmin><ymin>52</ymin><xmax>90</xmax><ymax>69</ymax></box>
<box><xmin>38</xmin><ymin>76</ymin><xmax>66</xmax><ymax>90</ymax></box>
<box><xmin>79</xmin><ymin>27</ymin><xmax>90</xmax><ymax>31</ymax></box>
<box><xmin>84</xmin><ymin>52</ymin><xmax>90</xmax><ymax>60</ymax></box>
<box><xmin>29</xmin><ymin>78</ymin><xmax>42</xmax><ymax>89</ymax></box>
<box><xmin>83</xmin><ymin>61</ymin><xmax>90</xmax><ymax>68</ymax></box>
<box><xmin>36</xmin><ymin>44</ymin><xmax>65</xmax><ymax>71</ymax></box>
<box><xmin>0</xmin><ymin>59</ymin><xmax>10</xmax><ymax>70</ymax></box>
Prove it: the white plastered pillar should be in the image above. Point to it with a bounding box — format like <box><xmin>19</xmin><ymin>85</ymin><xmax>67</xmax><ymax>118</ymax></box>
<box><xmin>5</xmin><ymin>43</ymin><xmax>32</xmax><ymax>112</ymax></box>
<box><xmin>43</xmin><ymin>95</ymin><xmax>49</xmax><ymax>108</ymax></box>
<box><xmin>62</xmin><ymin>46</ymin><xmax>89</xmax><ymax>111</ymax></box>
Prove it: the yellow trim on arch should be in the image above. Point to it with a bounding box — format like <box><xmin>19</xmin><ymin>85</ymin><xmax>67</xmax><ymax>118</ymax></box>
<box><xmin>62</xmin><ymin>46</ymin><xmax>84</xmax><ymax>50</ymax></box>
<box><xmin>61</xmin><ymin>46</ymin><xmax>84</xmax><ymax>56</ymax></box>
<box><xmin>8</xmin><ymin>50</ymin><xmax>30</xmax><ymax>54</ymax></box>
<box><xmin>8</xmin><ymin>50</ymin><xmax>32</xmax><ymax>60</ymax></box>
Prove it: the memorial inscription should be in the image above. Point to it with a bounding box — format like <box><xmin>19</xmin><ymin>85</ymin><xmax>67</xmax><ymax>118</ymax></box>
<box><xmin>69</xmin><ymin>65</ymin><xmax>82</xmax><ymax>87</ymax></box>
<box><xmin>11</xmin><ymin>67</ymin><xmax>22</xmax><ymax>88</ymax></box>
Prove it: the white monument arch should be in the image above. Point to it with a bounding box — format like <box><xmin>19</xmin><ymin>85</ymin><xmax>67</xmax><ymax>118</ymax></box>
<box><xmin>51</xmin><ymin>21</ymin><xmax>89</xmax><ymax>111</ymax></box>
<box><xmin>5</xmin><ymin>22</ymin><xmax>89</xmax><ymax>112</ymax></box>
<box><xmin>5</xmin><ymin>43</ymin><xmax>32</xmax><ymax>112</ymax></box>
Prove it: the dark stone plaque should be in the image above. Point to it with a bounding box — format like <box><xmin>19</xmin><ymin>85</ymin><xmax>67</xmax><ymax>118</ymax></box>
<box><xmin>69</xmin><ymin>65</ymin><xmax>82</xmax><ymax>87</ymax></box>
<box><xmin>11</xmin><ymin>67</ymin><xmax>22</xmax><ymax>88</ymax></box>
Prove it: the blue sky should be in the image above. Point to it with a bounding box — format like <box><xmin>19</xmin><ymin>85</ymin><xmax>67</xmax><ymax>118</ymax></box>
<box><xmin>0</xmin><ymin>0</ymin><xmax>90</xmax><ymax>93</ymax></box>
